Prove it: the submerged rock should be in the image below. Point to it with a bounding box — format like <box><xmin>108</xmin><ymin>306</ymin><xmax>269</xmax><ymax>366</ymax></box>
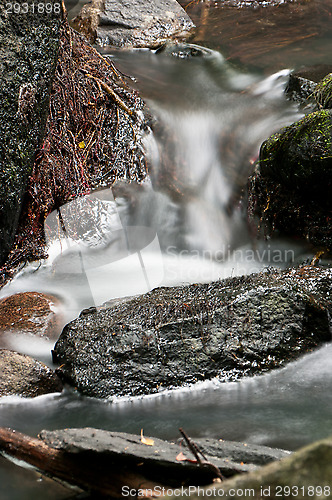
<box><xmin>72</xmin><ymin>0</ymin><xmax>195</xmax><ymax>48</ymax></box>
<box><xmin>249</xmin><ymin>109</ymin><xmax>332</xmax><ymax>247</ymax></box>
<box><xmin>0</xmin><ymin>1</ymin><xmax>62</xmax><ymax>266</ymax></box>
<box><xmin>0</xmin><ymin>454</ymin><xmax>78</xmax><ymax>500</ymax></box>
<box><xmin>0</xmin><ymin>292</ymin><xmax>63</xmax><ymax>339</ymax></box>
<box><xmin>53</xmin><ymin>266</ymin><xmax>332</xmax><ymax>399</ymax></box>
<box><xmin>0</xmin><ymin>349</ymin><xmax>63</xmax><ymax>397</ymax></box>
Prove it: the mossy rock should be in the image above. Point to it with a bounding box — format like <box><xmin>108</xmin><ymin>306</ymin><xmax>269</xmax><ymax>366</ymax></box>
<box><xmin>259</xmin><ymin>109</ymin><xmax>332</xmax><ymax>201</ymax></box>
<box><xmin>314</xmin><ymin>72</ymin><xmax>332</xmax><ymax>109</ymax></box>
<box><xmin>249</xmin><ymin>109</ymin><xmax>332</xmax><ymax>247</ymax></box>
<box><xmin>285</xmin><ymin>64</ymin><xmax>332</xmax><ymax>106</ymax></box>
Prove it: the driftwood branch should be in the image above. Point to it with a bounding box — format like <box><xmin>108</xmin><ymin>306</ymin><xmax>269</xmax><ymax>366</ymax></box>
<box><xmin>0</xmin><ymin>427</ymin><xmax>165</xmax><ymax>497</ymax></box>
<box><xmin>0</xmin><ymin>427</ymin><xmax>226</xmax><ymax>498</ymax></box>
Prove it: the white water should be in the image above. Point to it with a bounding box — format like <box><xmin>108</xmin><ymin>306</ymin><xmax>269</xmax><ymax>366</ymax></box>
<box><xmin>0</xmin><ymin>44</ymin><xmax>328</xmax><ymax>498</ymax></box>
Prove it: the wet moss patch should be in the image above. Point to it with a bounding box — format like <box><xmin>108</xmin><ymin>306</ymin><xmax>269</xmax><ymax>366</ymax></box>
<box><xmin>249</xmin><ymin>109</ymin><xmax>332</xmax><ymax>247</ymax></box>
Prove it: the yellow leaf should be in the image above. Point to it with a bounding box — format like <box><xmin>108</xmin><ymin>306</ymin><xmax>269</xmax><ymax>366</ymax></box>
<box><xmin>140</xmin><ymin>429</ymin><xmax>154</xmax><ymax>446</ymax></box>
<box><xmin>78</xmin><ymin>141</ymin><xmax>85</xmax><ymax>149</ymax></box>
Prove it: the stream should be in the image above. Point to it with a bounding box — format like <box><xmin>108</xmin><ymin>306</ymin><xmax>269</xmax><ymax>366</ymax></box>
<box><xmin>1</xmin><ymin>0</ymin><xmax>332</xmax><ymax>497</ymax></box>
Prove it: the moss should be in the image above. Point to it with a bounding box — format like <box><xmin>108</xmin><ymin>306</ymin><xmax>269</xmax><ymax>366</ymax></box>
<box><xmin>314</xmin><ymin>72</ymin><xmax>332</xmax><ymax>109</ymax></box>
<box><xmin>249</xmin><ymin>108</ymin><xmax>332</xmax><ymax>246</ymax></box>
<box><xmin>258</xmin><ymin>109</ymin><xmax>332</xmax><ymax>201</ymax></box>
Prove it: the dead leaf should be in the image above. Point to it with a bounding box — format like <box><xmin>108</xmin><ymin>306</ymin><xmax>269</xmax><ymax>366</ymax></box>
<box><xmin>140</xmin><ymin>429</ymin><xmax>155</xmax><ymax>446</ymax></box>
<box><xmin>176</xmin><ymin>452</ymin><xmax>197</xmax><ymax>463</ymax></box>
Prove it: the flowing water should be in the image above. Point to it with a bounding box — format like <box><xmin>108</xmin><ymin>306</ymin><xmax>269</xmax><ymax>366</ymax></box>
<box><xmin>1</xmin><ymin>1</ymin><xmax>332</xmax><ymax>496</ymax></box>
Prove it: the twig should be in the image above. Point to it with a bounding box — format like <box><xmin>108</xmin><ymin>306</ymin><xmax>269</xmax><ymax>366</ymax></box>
<box><xmin>84</xmin><ymin>72</ymin><xmax>135</xmax><ymax>118</ymax></box>
<box><xmin>179</xmin><ymin>428</ymin><xmax>223</xmax><ymax>480</ymax></box>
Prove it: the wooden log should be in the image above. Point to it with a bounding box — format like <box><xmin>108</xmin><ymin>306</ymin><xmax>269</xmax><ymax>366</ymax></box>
<box><xmin>0</xmin><ymin>427</ymin><xmax>167</xmax><ymax>497</ymax></box>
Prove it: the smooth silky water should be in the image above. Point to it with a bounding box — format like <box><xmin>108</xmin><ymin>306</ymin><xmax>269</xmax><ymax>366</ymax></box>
<box><xmin>1</xmin><ymin>2</ymin><xmax>332</xmax><ymax>496</ymax></box>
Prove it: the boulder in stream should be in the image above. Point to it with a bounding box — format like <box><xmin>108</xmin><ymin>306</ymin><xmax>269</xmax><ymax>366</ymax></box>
<box><xmin>0</xmin><ymin>349</ymin><xmax>63</xmax><ymax>398</ymax></box>
<box><xmin>249</xmin><ymin>109</ymin><xmax>332</xmax><ymax>247</ymax></box>
<box><xmin>0</xmin><ymin>17</ymin><xmax>148</xmax><ymax>288</ymax></box>
<box><xmin>0</xmin><ymin>0</ymin><xmax>62</xmax><ymax>266</ymax></box>
<box><xmin>72</xmin><ymin>0</ymin><xmax>195</xmax><ymax>48</ymax></box>
<box><xmin>53</xmin><ymin>266</ymin><xmax>332</xmax><ymax>399</ymax></box>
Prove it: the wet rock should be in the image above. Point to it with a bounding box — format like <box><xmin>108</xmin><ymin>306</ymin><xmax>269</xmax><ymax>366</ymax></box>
<box><xmin>192</xmin><ymin>438</ymin><xmax>291</xmax><ymax>468</ymax></box>
<box><xmin>0</xmin><ymin>1</ymin><xmax>63</xmax><ymax>266</ymax></box>
<box><xmin>155</xmin><ymin>42</ymin><xmax>215</xmax><ymax>59</ymax></box>
<box><xmin>72</xmin><ymin>0</ymin><xmax>195</xmax><ymax>48</ymax></box>
<box><xmin>180</xmin><ymin>435</ymin><xmax>332</xmax><ymax>500</ymax></box>
<box><xmin>285</xmin><ymin>64</ymin><xmax>332</xmax><ymax>105</ymax></box>
<box><xmin>39</xmin><ymin>428</ymin><xmax>290</xmax><ymax>479</ymax></box>
<box><xmin>249</xmin><ymin>109</ymin><xmax>332</xmax><ymax>247</ymax></box>
<box><xmin>0</xmin><ymin>19</ymin><xmax>148</xmax><ymax>289</ymax></box>
<box><xmin>0</xmin><ymin>292</ymin><xmax>64</xmax><ymax>339</ymax></box>
<box><xmin>53</xmin><ymin>266</ymin><xmax>332</xmax><ymax>399</ymax></box>
<box><xmin>314</xmin><ymin>72</ymin><xmax>332</xmax><ymax>109</ymax></box>
<box><xmin>0</xmin><ymin>349</ymin><xmax>63</xmax><ymax>397</ymax></box>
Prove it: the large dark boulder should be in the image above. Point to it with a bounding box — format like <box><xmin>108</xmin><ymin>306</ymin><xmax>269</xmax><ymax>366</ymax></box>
<box><xmin>0</xmin><ymin>17</ymin><xmax>148</xmax><ymax>288</ymax></box>
<box><xmin>53</xmin><ymin>266</ymin><xmax>332</xmax><ymax>399</ymax></box>
<box><xmin>249</xmin><ymin>109</ymin><xmax>332</xmax><ymax>247</ymax></box>
<box><xmin>0</xmin><ymin>0</ymin><xmax>62</xmax><ymax>266</ymax></box>
<box><xmin>0</xmin><ymin>349</ymin><xmax>63</xmax><ymax>397</ymax></box>
<box><xmin>72</xmin><ymin>0</ymin><xmax>195</xmax><ymax>48</ymax></box>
